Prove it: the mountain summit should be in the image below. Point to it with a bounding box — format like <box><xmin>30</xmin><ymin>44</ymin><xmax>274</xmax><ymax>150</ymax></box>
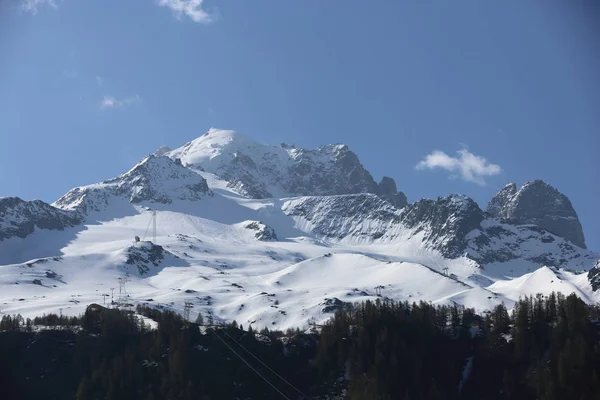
<box><xmin>486</xmin><ymin>180</ymin><xmax>586</xmax><ymax>248</ymax></box>
<box><xmin>167</xmin><ymin>128</ymin><xmax>407</xmax><ymax>206</ymax></box>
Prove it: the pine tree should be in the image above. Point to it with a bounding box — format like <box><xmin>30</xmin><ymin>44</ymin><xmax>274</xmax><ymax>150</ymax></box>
<box><xmin>76</xmin><ymin>375</ymin><xmax>91</xmax><ymax>400</ymax></box>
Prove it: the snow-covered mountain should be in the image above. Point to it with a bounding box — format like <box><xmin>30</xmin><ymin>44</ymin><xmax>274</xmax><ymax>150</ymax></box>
<box><xmin>166</xmin><ymin>128</ymin><xmax>408</xmax><ymax>207</ymax></box>
<box><xmin>1</xmin><ymin>129</ymin><xmax>598</xmax><ymax>330</ymax></box>
<box><xmin>54</xmin><ymin>155</ymin><xmax>212</xmax><ymax>216</ymax></box>
<box><xmin>281</xmin><ymin>193</ymin><xmax>597</xmax><ymax>270</ymax></box>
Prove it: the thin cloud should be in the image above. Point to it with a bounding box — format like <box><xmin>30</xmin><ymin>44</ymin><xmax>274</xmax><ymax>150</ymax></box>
<box><xmin>157</xmin><ymin>0</ymin><xmax>214</xmax><ymax>23</ymax></box>
<box><xmin>20</xmin><ymin>0</ymin><xmax>58</xmax><ymax>14</ymax></box>
<box><xmin>96</xmin><ymin>76</ymin><xmax>104</xmax><ymax>87</ymax></box>
<box><xmin>416</xmin><ymin>147</ymin><xmax>502</xmax><ymax>185</ymax></box>
<box><xmin>61</xmin><ymin>69</ymin><xmax>78</xmax><ymax>80</ymax></box>
<box><xmin>101</xmin><ymin>95</ymin><xmax>142</xmax><ymax>109</ymax></box>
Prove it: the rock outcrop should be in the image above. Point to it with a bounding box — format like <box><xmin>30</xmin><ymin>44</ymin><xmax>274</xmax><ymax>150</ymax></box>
<box><xmin>377</xmin><ymin>177</ymin><xmax>408</xmax><ymax>209</ymax></box>
<box><xmin>588</xmin><ymin>260</ymin><xmax>600</xmax><ymax>291</ymax></box>
<box><xmin>244</xmin><ymin>221</ymin><xmax>278</xmax><ymax>241</ymax></box>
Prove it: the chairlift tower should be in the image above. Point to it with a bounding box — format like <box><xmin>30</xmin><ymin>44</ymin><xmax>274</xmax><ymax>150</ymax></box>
<box><xmin>117</xmin><ymin>276</ymin><xmax>129</xmax><ymax>305</ymax></box>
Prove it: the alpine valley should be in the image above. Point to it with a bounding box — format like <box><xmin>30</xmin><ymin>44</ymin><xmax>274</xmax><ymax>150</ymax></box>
<box><xmin>1</xmin><ymin>128</ymin><xmax>598</xmax><ymax>330</ymax></box>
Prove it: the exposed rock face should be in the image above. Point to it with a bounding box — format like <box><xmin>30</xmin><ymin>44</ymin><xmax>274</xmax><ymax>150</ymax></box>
<box><xmin>588</xmin><ymin>260</ymin><xmax>600</xmax><ymax>291</ymax></box>
<box><xmin>486</xmin><ymin>183</ymin><xmax>517</xmax><ymax>217</ymax></box>
<box><xmin>486</xmin><ymin>180</ymin><xmax>586</xmax><ymax>248</ymax></box>
<box><xmin>321</xmin><ymin>297</ymin><xmax>353</xmax><ymax>313</ymax></box>
<box><xmin>54</xmin><ymin>155</ymin><xmax>212</xmax><ymax>214</ymax></box>
<box><xmin>466</xmin><ymin>221</ymin><xmax>597</xmax><ymax>269</ymax></box>
<box><xmin>0</xmin><ymin>197</ymin><xmax>83</xmax><ymax>241</ymax></box>
<box><xmin>282</xmin><ymin>192</ymin><xmax>597</xmax><ymax>270</ymax></box>
<box><xmin>282</xmin><ymin>193</ymin><xmax>482</xmax><ymax>258</ymax></box>
<box><xmin>167</xmin><ymin>129</ymin><xmax>404</xmax><ymax>205</ymax></box>
<box><xmin>244</xmin><ymin>221</ymin><xmax>278</xmax><ymax>241</ymax></box>
<box><xmin>282</xmin><ymin>193</ymin><xmax>402</xmax><ymax>242</ymax></box>
<box><xmin>285</xmin><ymin>143</ymin><xmax>379</xmax><ymax>197</ymax></box>
<box><xmin>400</xmin><ymin>195</ymin><xmax>485</xmax><ymax>258</ymax></box>
<box><xmin>377</xmin><ymin>177</ymin><xmax>408</xmax><ymax>209</ymax></box>
<box><xmin>124</xmin><ymin>242</ymin><xmax>167</xmax><ymax>275</ymax></box>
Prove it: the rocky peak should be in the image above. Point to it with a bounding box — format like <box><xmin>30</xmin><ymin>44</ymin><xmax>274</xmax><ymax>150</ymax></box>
<box><xmin>153</xmin><ymin>146</ymin><xmax>172</xmax><ymax>157</ymax></box>
<box><xmin>166</xmin><ymin>129</ymin><xmax>402</xmax><ymax>203</ymax></box>
<box><xmin>486</xmin><ymin>180</ymin><xmax>586</xmax><ymax>248</ymax></box>
<box><xmin>486</xmin><ymin>183</ymin><xmax>517</xmax><ymax>217</ymax></box>
<box><xmin>54</xmin><ymin>155</ymin><xmax>211</xmax><ymax>214</ymax></box>
<box><xmin>377</xmin><ymin>177</ymin><xmax>408</xmax><ymax>209</ymax></box>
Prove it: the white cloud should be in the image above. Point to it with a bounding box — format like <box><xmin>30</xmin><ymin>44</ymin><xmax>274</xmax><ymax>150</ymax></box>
<box><xmin>20</xmin><ymin>0</ymin><xmax>58</xmax><ymax>14</ymax></box>
<box><xmin>101</xmin><ymin>95</ymin><xmax>141</xmax><ymax>109</ymax></box>
<box><xmin>157</xmin><ymin>0</ymin><xmax>214</xmax><ymax>23</ymax></box>
<box><xmin>416</xmin><ymin>147</ymin><xmax>502</xmax><ymax>185</ymax></box>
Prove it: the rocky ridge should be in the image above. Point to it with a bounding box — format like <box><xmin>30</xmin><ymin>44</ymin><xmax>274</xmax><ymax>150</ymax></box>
<box><xmin>0</xmin><ymin>197</ymin><xmax>82</xmax><ymax>242</ymax></box>
<box><xmin>54</xmin><ymin>155</ymin><xmax>212</xmax><ymax>215</ymax></box>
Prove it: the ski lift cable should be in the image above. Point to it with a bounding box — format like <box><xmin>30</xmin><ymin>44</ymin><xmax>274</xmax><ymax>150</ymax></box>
<box><xmin>211</xmin><ymin>329</ymin><xmax>291</xmax><ymax>400</ymax></box>
<box><xmin>141</xmin><ymin>212</ymin><xmax>153</xmax><ymax>242</ymax></box>
<box><xmin>221</xmin><ymin>329</ymin><xmax>309</xmax><ymax>399</ymax></box>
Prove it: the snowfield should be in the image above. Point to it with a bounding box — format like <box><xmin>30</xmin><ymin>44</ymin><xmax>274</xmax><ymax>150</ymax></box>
<box><xmin>1</xmin><ymin>130</ymin><xmax>598</xmax><ymax>331</ymax></box>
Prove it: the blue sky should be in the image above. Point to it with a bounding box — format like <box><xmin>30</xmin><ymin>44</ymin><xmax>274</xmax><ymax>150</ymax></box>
<box><xmin>1</xmin><ymin>0</ymin><xmax>599</xmax><ymax>250</ymax></box>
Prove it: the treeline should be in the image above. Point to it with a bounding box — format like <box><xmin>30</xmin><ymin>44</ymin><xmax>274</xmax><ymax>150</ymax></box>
<box><xmin>315</xmin><ymin>299</ymin><xmax>479</xmax><ymax>399</ymax></box>
<box><xmin>466</xmin><ymin>292</ymin><xmax>600</xmax><ymax>400</ymax></box>
<box><xmin>313</xmin><ymin>293</ymin><xmax>600</xmax><ymax>399</ymax></box>
<box><xmin>0</xmin><ymin>313</ymin><xmax>82</xmax><ymax>331</ymax></box>
<box><xmin>0</xmin><ymin>304</ymin><xmax>319</xmax><ymax>400</ymax></box>
<box><xmin>1</xmin><ymin>293</ymin><xmax>599</xmax><ymax>399</ymax></box>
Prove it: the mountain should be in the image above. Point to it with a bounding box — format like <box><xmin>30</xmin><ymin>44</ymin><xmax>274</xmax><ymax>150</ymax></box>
<box><xmin>1</xmin><ymin>129</ymin><xmax>598</xmax><ymax>330</ymax></box>
<box><xmin>54</xmin><ymin>155</ymin><xmax>212</xmax><ymax>216</ymax></box>
<box><xmin>0</xmin><ymin>197</ymin><xmax>82</xmax><ymax>241</ymax></box>
<box><xmin>282</xmin><ymin>193</ymin><xmax>597</xmax><ymax>271</ymax></box>
<box><xmin>166</xmin><ymin>128</ymin><xmax>407</xmax><ymax>207</ymax></box>
<box><xmin>486</xmin><ymin>180</ymin><xmax>586</xmax><ymax>248</ymax></box>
